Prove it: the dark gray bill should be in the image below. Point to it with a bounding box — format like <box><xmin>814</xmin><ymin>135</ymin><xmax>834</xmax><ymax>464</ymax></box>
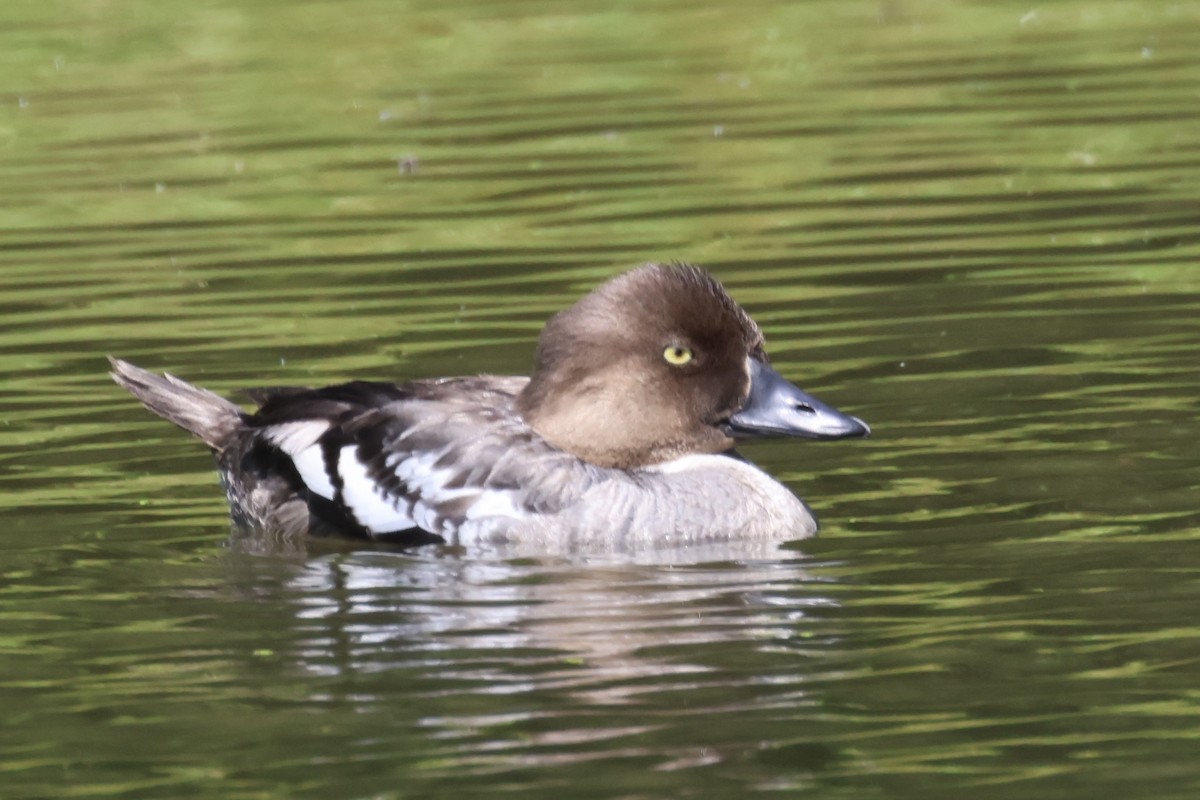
<box><xmin>725</xmin><ymin>359</ymin><xmax>870</xmax><ymax>440</ymax></box>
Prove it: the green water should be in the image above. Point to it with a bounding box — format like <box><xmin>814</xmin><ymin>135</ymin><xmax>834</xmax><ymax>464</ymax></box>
<box><xmin>3</xmin><ymin>0</ymin><xmax>1199</xmax><ymax>797</ymax></box>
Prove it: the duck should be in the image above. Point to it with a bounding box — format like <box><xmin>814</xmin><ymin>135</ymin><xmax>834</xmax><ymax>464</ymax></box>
<box><xmin>110</xmin><ymin>262</ymin><xmax>868</xmax><ymax>551</ymax></box>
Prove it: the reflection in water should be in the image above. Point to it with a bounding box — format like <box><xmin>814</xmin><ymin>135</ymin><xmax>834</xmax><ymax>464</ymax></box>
<box><xmin>4</xmin><ymin>0</ymin><xmax>1200</xmax><ymax>796</ymax></box>
<box><xmin>285</xmin><ymin>545</ymin><xmax>822</xmax><ymax>681</ymax></box>
<box><xmin>254</xmin><ymin>545</ymin><xmax>832</xmax><ymax>772</ymax></box>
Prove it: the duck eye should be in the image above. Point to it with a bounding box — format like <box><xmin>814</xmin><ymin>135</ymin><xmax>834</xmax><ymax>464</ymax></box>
<box><xmin>662</xmin><ymin>345</ymin><xmax>693</xmax><ymax>366</ymax></box>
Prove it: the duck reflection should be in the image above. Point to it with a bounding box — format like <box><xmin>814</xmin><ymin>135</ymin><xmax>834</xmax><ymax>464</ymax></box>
<box><xmin>218</xmin><ymin>539</ymin><xmax>838</xmax><ymax>773</ymax></box>
<box><xmin>266</xmin><ymin>541</ymin><xmax>831</xmax><ymax>691</ymax></box>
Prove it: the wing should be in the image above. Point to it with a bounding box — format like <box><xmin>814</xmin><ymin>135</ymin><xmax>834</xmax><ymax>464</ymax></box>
<box><xmin>246</xmin><ymin>377</ymin><xmax>608</xmax><ymax>541</ymax></box>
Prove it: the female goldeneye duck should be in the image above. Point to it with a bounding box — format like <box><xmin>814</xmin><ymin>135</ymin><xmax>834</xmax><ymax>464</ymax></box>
<box><xmin>110</xmin><ymin>262</ymin><xmax>868</xmax><ymax>550</ymax></box>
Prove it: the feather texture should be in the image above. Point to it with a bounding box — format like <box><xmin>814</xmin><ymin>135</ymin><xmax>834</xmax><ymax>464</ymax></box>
<box><xmin>238</xmin><ymin>376</ymin><xmax>609</xmax><ymax>543</ymax></box>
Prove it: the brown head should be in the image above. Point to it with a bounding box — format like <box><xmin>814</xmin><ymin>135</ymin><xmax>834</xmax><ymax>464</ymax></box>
<box><xmin>516</xmin><ymin>263</ymin><xmax>869</xmax><ymax>469</ymax></box>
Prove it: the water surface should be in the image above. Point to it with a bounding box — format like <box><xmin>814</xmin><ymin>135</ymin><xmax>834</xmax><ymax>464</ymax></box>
<box><xmin>2</xmin><ymin>1</ymin><xmax>1199</xmax><ymax>797</ymax></box>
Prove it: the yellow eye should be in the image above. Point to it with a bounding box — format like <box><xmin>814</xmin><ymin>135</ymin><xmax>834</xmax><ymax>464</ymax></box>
<box><xmin>663</xmin><ymin>345</ymin><xmax>693</xmax><ymax>366</ymax></box>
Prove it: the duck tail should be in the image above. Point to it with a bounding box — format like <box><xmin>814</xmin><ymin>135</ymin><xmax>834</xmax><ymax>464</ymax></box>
<box><xmin>108</xmin><ymin>356</ymin><xmax>244</xmax><ymax>451</ymax></box>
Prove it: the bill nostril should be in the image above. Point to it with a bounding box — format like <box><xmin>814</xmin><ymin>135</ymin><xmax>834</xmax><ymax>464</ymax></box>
<box><xmin>794</xmin><ymin>402</ymin><xmax>815</xmax><ymax>414</ymax></box>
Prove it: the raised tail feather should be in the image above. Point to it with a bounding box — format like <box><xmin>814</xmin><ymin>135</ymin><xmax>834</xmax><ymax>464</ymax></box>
<box><xmin>108</xmin><ymin>357</ymin><xmax>244</xmax><ymax>451</ymax></box>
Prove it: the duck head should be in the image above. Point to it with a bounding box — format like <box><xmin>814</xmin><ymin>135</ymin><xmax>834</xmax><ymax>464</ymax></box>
<box><xmin>517</xmin><ymin>262</ymin><xmax>869</xmax><ymax>469</ymax></box>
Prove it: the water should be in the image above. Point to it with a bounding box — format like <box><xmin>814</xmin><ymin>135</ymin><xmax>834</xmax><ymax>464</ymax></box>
<box><xmin>2</xmin><ymin>0</ymin><xmax>1199</xmax><ymax>797</ymax></box>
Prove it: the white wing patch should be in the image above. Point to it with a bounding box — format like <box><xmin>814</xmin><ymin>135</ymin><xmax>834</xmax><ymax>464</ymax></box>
<box><xmin>266</xmin><ymin>421</ymin><xmax>336</xmax><ymax>499</ymax></box>
<box><xmin>383</xmin><ymin>446</ymin><xmax>527</xmax><ymax>533</ymax></box>
<box><xmin>265</xmin><ymin>420</ymin><xmax>330</xmax><ymax>454</ymax></box>
<box><xmin>387</xmin><ymin>447</ymin><xmax>457</xmax><ymax>499</ymax></box>
<box><xmin>283</xmin><ymin>433</ymin><xmax>532</xmax><ymax>538</ymax></box>
<box><xmin>338</xmin><ymin>445</ymin><xmax>415</xmax><ymax>532</ymax></box>
<box><xmin>293</xmin><ymin>445</ymin><xmax>336</xmax><ymax>499</ymax></box>
<box><xmin>461</xmin><ymin>490</ymin><xmax>523</xmax><ymax>521</ymax></box>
